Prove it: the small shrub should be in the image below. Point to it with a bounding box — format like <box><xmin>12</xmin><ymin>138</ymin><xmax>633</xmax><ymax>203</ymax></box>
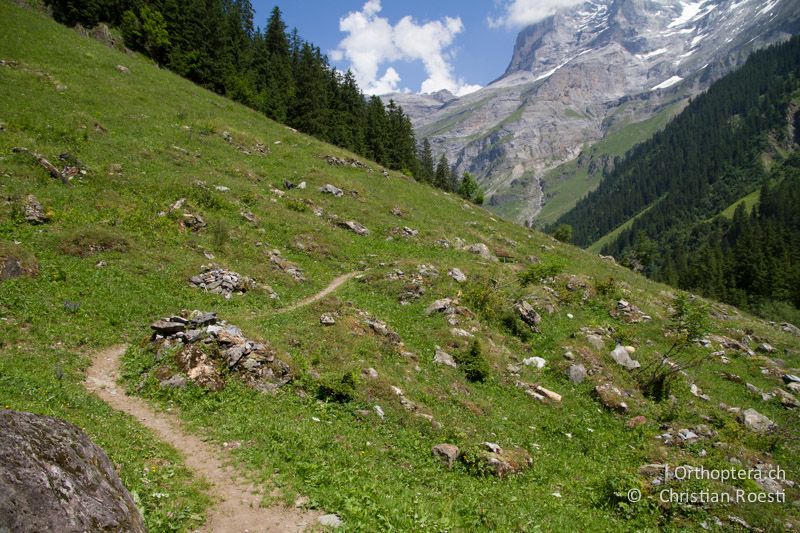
<box><xmin>286</xmin><ymin>199</ymin><xmax>307</xmax><ymax>213</ymax></box>
<box><xmin>552</xmin><ymin>224</ymin><xmax>573</xmax><ymax>243</ymax></box>
<box><xmin>595</xmin><ymin>276</ymin><xmax>619</xmax><ymax>298</ymax></box>
<box><xmin>463</xmin><ymin>279</ymin><xmax>505</xmax><ymax>323</ymax></box>
<box><xmin>316</xmin><ymin>371</ymin><xmax>357</xmax><ymax>403</ymax></box>
<box><xmin>500</xmin><ymin>310</ymin><xmax>533</xmax><ymax>342</ymax></box>
<box><xmin>637</xmin><ymin>293</ymin><xmax>710</xmax><ymax>401</ymax></box>
<box><xmin>455</xmin><ymin>340</ymin><xmax>491</xmax><ymax>383</ymax></box>
<box><xmin>518</xmin><ymin>260</ymin><xmax>564</xmax><ymax>286</ymax></box>
<box><xmin>190</xmin><ymin>186</ymin><xmax>222</xmax><ymax>210</ymax></box>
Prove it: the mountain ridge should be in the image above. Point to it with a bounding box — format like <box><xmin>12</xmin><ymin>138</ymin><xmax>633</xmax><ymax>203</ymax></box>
<box><xmin>389</xmin><ymin>0</ymin><xmax>800</xmax><ymax>224</ymax></box>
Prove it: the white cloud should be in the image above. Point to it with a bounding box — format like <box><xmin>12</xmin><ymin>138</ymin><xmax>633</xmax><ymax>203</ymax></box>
<box><xmin>488</xmin><ymin>0</ymin><xmax>585</xmax><ymax>29</ymax></box>
<box><xmin>333</xmin><ymin>1</ymin><xmax>481</xmax><ymax>96</ymax></box>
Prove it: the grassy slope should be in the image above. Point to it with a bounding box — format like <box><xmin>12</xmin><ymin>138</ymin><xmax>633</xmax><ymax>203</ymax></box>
<box><xmin>537</xmin><ymin>103</ymin><xmax>683</xmax><ymax>227</ymax></box>
<box><xmin>1</xmin><ymin>4</ymin><xmax>799</xmax><ymax>531</ymax></box>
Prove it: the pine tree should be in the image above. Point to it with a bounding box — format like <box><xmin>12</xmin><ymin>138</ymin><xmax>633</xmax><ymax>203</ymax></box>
<box><xmin>434</xmin><ymin>154</ymin><xmax>451</xmax><ymax>190</ymax></box>
<box><xmin>289</xmin><ymin>43</ymin><xmax>328</xmax><ymax>137</ymax></box>
<box><xmin>418</xmin><ymin>138</ymin><xmax>434</xmax><ymax>183</ymax></box>
<box><xmin>365</xmin><ymin>96</ymin><xmax>388</xmax><ymax>166</ymax></box>
<box><xmin>260</xmin><ymin>6</ymin><xmax>294</xmax><ymax>122</ymax></box>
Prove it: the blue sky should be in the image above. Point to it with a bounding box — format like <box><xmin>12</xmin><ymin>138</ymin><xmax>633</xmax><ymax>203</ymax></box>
<box><xmin>250</xmin><ymin>1</ymin><xmax>581</xmax><ymax>96</ymax></box>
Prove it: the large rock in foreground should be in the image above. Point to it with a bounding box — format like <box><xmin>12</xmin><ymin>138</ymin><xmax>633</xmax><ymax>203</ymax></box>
<box><xmin>0</xmin><ymin>409</ymin><xmax>146</xmax><ymax>532</ymax></box>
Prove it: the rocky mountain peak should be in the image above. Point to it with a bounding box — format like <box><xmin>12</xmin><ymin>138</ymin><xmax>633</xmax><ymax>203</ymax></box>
<box><xmin>402</xmin><ymin>0</ymin><xmax>800</xmax><ymax>223</ymax></box>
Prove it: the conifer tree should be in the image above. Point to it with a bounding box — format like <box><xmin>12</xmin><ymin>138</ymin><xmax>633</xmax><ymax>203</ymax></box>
<box><xmin>418</xmin><ymin>138</ymin><xmax>434</xmax><ymax>183</ymax></box>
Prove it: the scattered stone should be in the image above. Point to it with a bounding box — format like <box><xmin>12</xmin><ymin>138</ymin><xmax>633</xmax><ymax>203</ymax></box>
<box><xmin>746</xmin><ymin>383</ymin><xmax>773</xmax><ymax>402</ymax></box>
<box><xmin>609</xmin><ymin>345</ymin><xmax>640</xmax><ymax>370</ymax></box>
<box><xmin>757</xmin><ymin>343</ymin><xmax>776</xmax><ymax>354</ymax></box>
<box><xmin>23</xmin><ymin>195</ymin><xmax>48</xmax><ymax>224</ymax></box>
<box><xmin>181</xmin><ymin>212</ymin><xmax>206</xmax><ymax>232</ymax></box>
<box><xmin>240</xmin><ymin>211</ymin><xmax>257</xmax><ymax>224</ymax></box>
<box><xmin>773</xmin><ymin>388</ymin><xmax>799</xmax><ymax>408</ymax></box>
<box><xmin>782</xmin><ymin>374</ymin><xmax>800</xmax><ymax>385</ymax></box>
<box><xmin>465</xmin><ymin>243</ymin><xmax>497</xmax><ymax>261</ymax></box>
<box><xmin>678</xmin><ymin>428</ymin><xmax>699</xmax><ymax>442</ymax></box>
<box><xmin>320</xmin><ymin>313</ymin><xmax>336</xmax><ymax>326</ymax></box>
<box><xmin>362</xmin><ymin>367</ymin><xmax>379</xmax><ymax>379</ymax></box>
<box><xmin>522</xmin><ymin>356</ymin><xmax>546</xmax><ymax>368</ymax></box>
<box><xmin>780</xmin><ymin>322</ymin><xmax>800</xmax><ymax>336</ymax></box>
<box><xmin>391</xmin><ymin>206</ymin><xmax>405</xmax><ymax>217</ymax></box>
<box><xmin>433</xmin><ymin>346</ymin><xmax>457</xmax><ymax>368</ymax></box>
<box><xmin>399</xmin><ymin>282</ymin><xmax>424</xmax><ymax>304</ymax></box>
<box><xmin>739</xmin><ymin>408</ymin><xmax>775</xmax><ymax>433</ymax></box>
<box><xmin>448</xmin><ymin>268</ymin><xmax>467</xmax><ymax>283</ymax></box>
<box><xmin>189</xmin><ymin>265</ymin><xmax>256</xmax><ymax>299</ymax></box>
<box><xmin>318</xmin><ymin>514</ymin><xmax>343</xmax><ymax>528</ymax></box>
<box><xmin>214</xmin><ymin>185</ymin><xmax>230</xmax><ymax>192</ymax></box>
<box><xmin>417</xmin><ymin>264</ymin><xmax>439</xmax><ymax>278</ymax></box>
<box><xmin>432</xmin><ymin>444</ymin><xmax>460</xmax><ymax>469</ymax></box>
<box><xmin>594</xmin><ymin>383</ymin><xmax>628</xmax><ymax>412</ymax></box>
<box><xmin>358</xmin><ymin>311</ymin><xmax>401</xmax><ymax>344</ymax></box>
<box><xmin>611</xmin><ymin>299</ymin><xmax>650</xmax><ymax>323</ymax></box>
<box><xmin>515</xmin><ymin>300</ymin><xmax>541</xmax><ymax>329</ymax></box>
<box><xmin>319</xmin><ymin>183</ymin><xmax>344</xmax><ymax>197</ymax></box>
<box><xmin>115</xmin><ymin>64</ymin><xmax>129</xmax><ymax>74</ymax></box>
<box><xmin>297</xmin><ymin>181</ymin><xmax>307</xmax><ymax>189</ymax></box>
<box><xmin>0</xmin><ymin>410</ymin><xmax>146</xmax><ymax>532</ymax></box>
<box><xmin>95</xmin><ymin>260</ymin><xmax>107</xmax><ymax>268</ymax></box>
<box><xmin>690</xmin><ymin>383</ymin><xmax>710</xmax><ymax>401</ymax></box>
<box><xmin>151</xmin><ymin>320</ymin><xmax>186</xmax><ymax>335</ymax></box>
<box><xmin>159</xmin><ymin>374</ymin><xmax>187</xmax><ymax>389</ymax></box>
<box><xmin>339</xmin><ymin>220</ymin><xmax>370</xmax><ymax>236</ymax></box>
<box><xmin>566</xmin><ymin>363</ymin><xmax>586</xmax><ymax>384</ymax></box>
<box><xmin>390</xmin><ymin>226</ymin><xmax>418</xmax><ymax>238</ymax></box>
<box><xmin>586</xmin><ymin>333</ymin><xmax>605</xmax><ymax>351</ymax></box>
<box><xmin>434</xmin><ymin>239</ymin><xmax>451</xmax><ymax>248</ymax></box>
<box><xmin>373</xmin><ymin>405</ymin><xmax>385</xmax><ymax>419</ymax></box>
<box><xmin>267</xmin><ymin>249</ymin><xmax>305</xmax><ymax>282</ymax></box>
<box><xmin>323</xmin><ymin>155</ymin><xmax>370</xmax><ymax>170</ymax></box>
<box><xmin>426</xmin><ymin>298</ymin><xmax>455</xmax><ymax>316</ymax></box>
<box><xmin>466</xmin><ymin>443</ymin><xmax>533</xmax><ymax>478</ymax></box>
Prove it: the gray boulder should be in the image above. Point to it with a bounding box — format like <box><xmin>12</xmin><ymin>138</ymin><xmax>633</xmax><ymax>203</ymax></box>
<box><xmin>566</xmin><ymin>363</ymin><xmax>586</xmax><ymax>384</ymax></box>
<box><xmin>23</xmin><ymin>195</ymin><xmax>48</xmax><ymax>224</ymax></box>
<box><xmin>515</xmin><ymin>300</ymin><xmax>541</xmax><ymax>328</ymax></box>
<box><xmin>433</xmin><ymin>346</ymin><xmax>457</xmax><ymax>368</ymax></box>
<box><xmin>318</xmin><ymin>184</ymin><xmax>344</xmax><ymax>197</ymax></box>
<box><xmin>0</xmin><ymin>410</ymin><xmax>146</xmax><ymax>532</ymax></box>
<box><xmin>448</xmin><ymin>268</ymin><xmax>467</xmax><ymax>283</ymax></box>
<box><xmin>432</xmin><ymin>444</ymin><xmax>460</xmax><ymax>469</ymax></box>
<box><xmin>740</xmin><ymin>408</ymin><xmax>775</xmax><ymax>433</ymax></box>
<box><xmin>609</xmin><ymin>345</ymin><xmax>640</xmax><ymax>370</ymax></box>
<box><xmin>465</xmin><ymin>243</ymin><xmax>497</xmax><ymax>261</ymax></box>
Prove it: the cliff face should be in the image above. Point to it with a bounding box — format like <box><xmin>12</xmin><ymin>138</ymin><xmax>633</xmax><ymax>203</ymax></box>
<box><xmin>391</xmin><ymin>0</ymin><xmax>800</xmax><ymax>224</ymax></box>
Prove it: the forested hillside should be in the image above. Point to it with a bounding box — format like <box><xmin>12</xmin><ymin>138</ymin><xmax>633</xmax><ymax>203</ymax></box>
<box><xmin>554</xmin><ymin>35</ymin><xmax>800</xmax><ymax>321</ymax></box>
<box><xmin>42</xmin><ymin>0</ymin><xmax>483</xmax><ymax>203</ymax></box>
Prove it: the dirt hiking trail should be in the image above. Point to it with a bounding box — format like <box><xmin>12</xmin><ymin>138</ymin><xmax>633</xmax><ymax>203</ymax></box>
<box><xmin>85</xmin><ymin>346</ymin><xmax>321</xmax><ymax>532</ymax></box>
